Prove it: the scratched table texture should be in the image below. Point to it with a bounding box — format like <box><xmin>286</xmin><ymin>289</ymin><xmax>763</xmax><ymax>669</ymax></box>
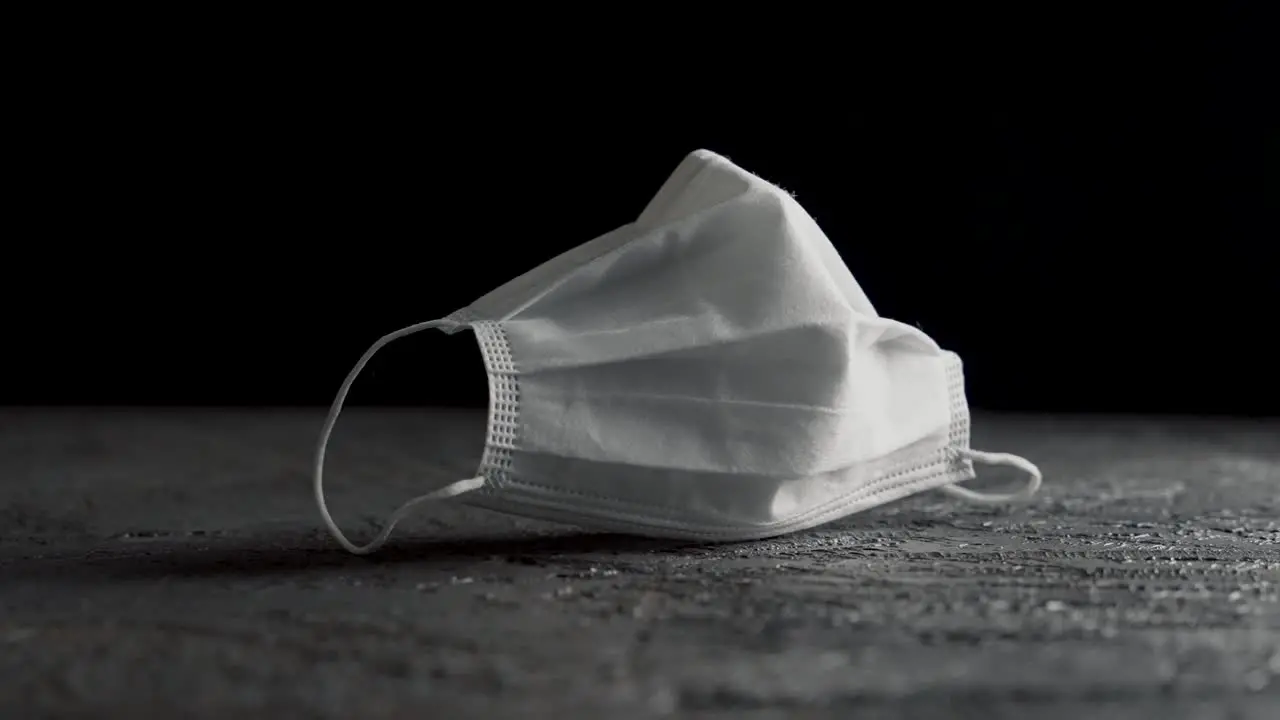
<box><xmin>0</xmin><ymin>409</ymin><xmax>1277</xmax><ymax>719</ymax></box>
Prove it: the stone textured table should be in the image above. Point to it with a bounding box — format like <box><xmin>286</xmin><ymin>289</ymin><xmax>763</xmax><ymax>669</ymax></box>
<box><xmin>1</xmin><ymin>409</ymin><xmax>1277</xmax><ymax>718</ymax></box>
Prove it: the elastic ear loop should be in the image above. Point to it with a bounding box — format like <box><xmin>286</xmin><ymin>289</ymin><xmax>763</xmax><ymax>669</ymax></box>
<box><xmin>314</xmin><ymin>319</ymin><xmax>487</xmax><ymax>556</ymax></box>
<box><xmin>939</xmin><ymin>448</ymin><xmax>1043</xmax><ymax>504</ymax></box>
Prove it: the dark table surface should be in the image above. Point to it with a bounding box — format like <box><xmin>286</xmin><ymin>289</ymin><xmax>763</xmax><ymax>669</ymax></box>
<box><xmin>1</xmin><ymin>409</ymin><xmax>1277</xmax><ymax>719</ymax></box>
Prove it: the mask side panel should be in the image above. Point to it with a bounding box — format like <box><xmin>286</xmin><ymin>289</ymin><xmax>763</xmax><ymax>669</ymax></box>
<box><xmin>511</xmin><ymin>322</ymin><xmax>952</xmax><ymax>476</ymax></box>
<box><xmin>464</xmin><ymin>318</ymin><xmax>966</xmax><ymax>534</ymax></box>
<box><xmin>462</xmin><ymin>351</ymin><xmax>973</xmax><ymax>538</ymax></box>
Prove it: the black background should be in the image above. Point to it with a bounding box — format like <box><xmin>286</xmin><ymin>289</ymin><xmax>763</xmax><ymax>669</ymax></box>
<box><xmin>6</xmin><ymin>12</ymin><xmax>1273</xmax><ymax>416</ymax></box>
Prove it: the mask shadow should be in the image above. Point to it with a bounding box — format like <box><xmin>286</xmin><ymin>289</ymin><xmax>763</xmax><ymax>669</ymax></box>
<box><xmin>7</xmin><ymin>530</ymin><xmax>721</xmax><ymax>582</ymax></box>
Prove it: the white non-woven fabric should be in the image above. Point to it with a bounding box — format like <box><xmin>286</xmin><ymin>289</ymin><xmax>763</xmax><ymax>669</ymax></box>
<box><xmin>314</xmin><ymin>149</ymin><xmax>1042</xmax><ymax>555</ymax></box>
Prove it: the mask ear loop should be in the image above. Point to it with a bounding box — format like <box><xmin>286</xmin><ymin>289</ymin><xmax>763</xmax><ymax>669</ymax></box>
<box><xmin>314</xmin><ymin>319</ymin><xmax>487</xmax><ymax>556</ymax></box>
<box><xmin>939</xmin><ymin>448</ymin><xmax>1043</xmax><ymax>504</ymax></box>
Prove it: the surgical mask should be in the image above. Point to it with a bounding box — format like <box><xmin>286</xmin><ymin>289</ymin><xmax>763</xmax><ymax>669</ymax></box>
<box><xmin>314</xmin><ymin>149</ymin><xmax>1042</xmax><ymax>555</ymax></box>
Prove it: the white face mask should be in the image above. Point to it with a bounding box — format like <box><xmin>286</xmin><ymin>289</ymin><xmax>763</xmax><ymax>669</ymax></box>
<box><xmin>314</xmin><ymin>149</ymin><xmax>1042</xmax><ymax>555</ymax></box>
